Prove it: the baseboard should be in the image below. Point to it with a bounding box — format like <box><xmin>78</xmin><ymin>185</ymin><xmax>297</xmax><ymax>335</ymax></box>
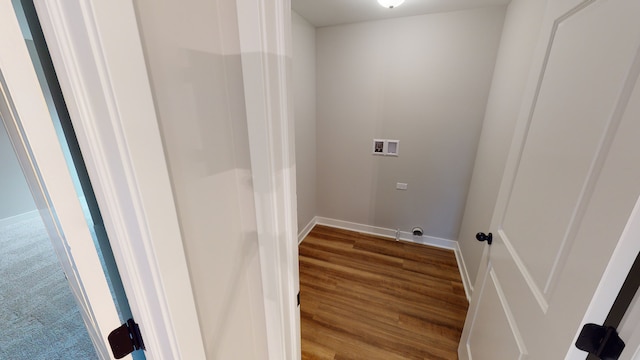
<box><xmin>298</xmin><ymin>216</ymin><xmax>318</xmax><ymax>244</ymax></box>
<box><xmin>464</xmin><ymin>343</ymin><xmax>473</xmax><ymax>360</ymax></box>
<box><xmin>315</xmin><ymin>216</ymin><xmax>455</xmax><ymax>248</ymax></box>
<box><xmin>0</xmin><ymin>210</ymin><xmax>39</xmax><ymax>227</ymax></box>
<box><xmin>452</xmin><ymin>242</ymin><xmax>473</xmax><ymax>301</ymax></box>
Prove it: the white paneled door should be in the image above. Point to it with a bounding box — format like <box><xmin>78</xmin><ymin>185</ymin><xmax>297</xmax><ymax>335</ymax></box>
<box><xmin>459</xmin><ymin>0</ymin><xmax>640</xmax><ymax>358</ymax></box>
<box><xmin>0</xmin><ymin>2</ymin><xmax>128</xmax><ymax>359</ymax></box>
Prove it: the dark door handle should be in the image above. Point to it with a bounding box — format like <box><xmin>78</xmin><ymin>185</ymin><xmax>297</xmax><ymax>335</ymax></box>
<box><xmin>576</xmin><ymin>323</ymin><xmax>624</xmax><ymax>359</ymax></box>
<box><xmin>476</xmin><ymin>232</ymin><xmax>492</xmax><ymax>245</ymax></box>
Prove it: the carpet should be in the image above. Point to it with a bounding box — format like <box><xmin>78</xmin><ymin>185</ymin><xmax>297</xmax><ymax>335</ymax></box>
<box><xmin>0</xmin><ymin>213</ymin><xmax>98</xmax><ymax>360</ymax></box>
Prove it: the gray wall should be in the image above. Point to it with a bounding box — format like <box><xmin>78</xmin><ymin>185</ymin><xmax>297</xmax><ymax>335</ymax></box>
<box><xmin>134</xmin><ymin>0</ymin><xmax>269</xmax><ymax>358</ymax></box>
<box><xmin>0</xmin><ymin>121</ymin><xmax>36</xmax><ymax>219</ymax></box>
<box><xmin>316</xmin><ymin>7</ymin><xmax>506</xmax><ymax>240</ymax></box>
<box><xmin>456</xmin><ymin>0</ymin><xmax>548</xmax><ymax>288</ymax></box>
<box><xmin>292</xmin><ymin>12</ymin><xmax>317</xmax><ymax>233</ymax></box>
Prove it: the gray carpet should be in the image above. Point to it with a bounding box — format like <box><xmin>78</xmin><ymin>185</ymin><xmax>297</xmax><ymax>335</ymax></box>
<box><xmin>0</xmin><ymin>214</ymin><xmax>98</xmax><ymax>360</ymax></box>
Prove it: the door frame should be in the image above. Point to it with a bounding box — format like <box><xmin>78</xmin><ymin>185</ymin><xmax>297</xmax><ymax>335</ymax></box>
<box><xmin>32</xmin><ymin>0</ymin><xmax>299</xmax><ymax>359</ymax></box>
<box><xmin>31</xmin><ymin>0</ymin><xmax>206</xmax><ymax>358</ymax></box>
<box><xmin>236</xmin><ymin>0</ymin><xmax>301</xmax><ymax>359</ymax></box>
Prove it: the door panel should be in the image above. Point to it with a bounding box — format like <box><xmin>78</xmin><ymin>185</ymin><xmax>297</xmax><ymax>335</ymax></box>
<box><xmin>502</xmin><ymin>0</ymin><xmax>640</xmax><ymax>301</ymax></box>
<box><xmin>460</xmin><ymin>0</ymin><xmax>640</xmax><ymax>358</ymax></box>
<box><xmin>467</xmin><ymin>266</ymin><xmax>526</xmax><ymax>359</ymax></box>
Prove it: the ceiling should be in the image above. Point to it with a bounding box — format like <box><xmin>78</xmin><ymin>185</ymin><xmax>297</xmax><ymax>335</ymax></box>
<box><xmin>292</xmin><ymin>0</ymin><xmax>511</xmax><ymax>28</ymax></box>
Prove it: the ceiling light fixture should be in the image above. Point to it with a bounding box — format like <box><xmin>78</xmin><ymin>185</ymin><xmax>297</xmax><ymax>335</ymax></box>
<box><xmin>377</xmin><ymin>0</ymin><xmax>405</xmax><ymax>9</ymax></box>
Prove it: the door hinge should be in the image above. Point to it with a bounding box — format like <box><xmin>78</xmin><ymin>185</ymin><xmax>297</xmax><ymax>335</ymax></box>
<box><xmin>108</xmin><ymin>318</ymin><xmax>145</xmax><ymax>359</ymax></box>
<box><xmin>576</xmin><ymin>323</ymin><xmax>625</xmax><ymax>360</ymax></box>
<box><xmin>297</xmin><ymin>291</ymin><xmax>301</xmax><ymax>307</ymax></box>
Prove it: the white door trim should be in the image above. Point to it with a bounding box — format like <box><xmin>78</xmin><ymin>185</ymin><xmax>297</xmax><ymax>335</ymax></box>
<box><xmin>236</xmin><ymin>0</ymin><xmax>301</xmax><ymax>358</ymax></box>
<box><xmin>32</xmin><ymin>0</ymin><xmax>206</xmax><ymax>358</ymax></box>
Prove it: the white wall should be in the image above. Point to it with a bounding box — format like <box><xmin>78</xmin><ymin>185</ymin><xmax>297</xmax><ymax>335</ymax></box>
<box><xmin>134</xmin><ymin>0</ymin><xmax>269</xmax><ymax>358</ymax></box>
<box><xmin>0</xmin><ymin>121</ymin><xmax>36</xmax><ymax>219</ymax></box>
<box><xmin>316</xmin><ymin>7</ymin><xmax>505</xmax><ymax>240</ymax></box>
<box><xmin>292</xmin><ymin>12</ymin><xmax>317</xmax><ymax>234</ymax></box>
<box><xmin>457</xmin><ymin>0</ymin><xmax>548</xmax><ymax>288</ymax></box>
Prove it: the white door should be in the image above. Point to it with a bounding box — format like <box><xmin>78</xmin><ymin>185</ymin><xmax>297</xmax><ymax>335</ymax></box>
<box><xmin>459</xmin><ymin>0</ymin><xmax>640</xmax><ymax>358</ymax></box>
<box><xmin>0</xmin><ymin>2</ymin><xmax>129</xmax><ymax>359</ymax></box>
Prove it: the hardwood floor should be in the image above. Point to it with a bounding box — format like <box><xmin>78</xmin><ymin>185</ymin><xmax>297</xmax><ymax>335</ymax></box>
<box><xmin>299</xmin><ymin>225</ymin><xmax>468</xmax><ymax>360</ymax></box>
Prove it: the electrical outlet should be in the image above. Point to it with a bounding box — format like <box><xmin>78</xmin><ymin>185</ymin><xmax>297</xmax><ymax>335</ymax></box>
<box><xmin>396</xmin><ymin>182</ymin><xmax>408</xmax><ymax>190</ymax></box>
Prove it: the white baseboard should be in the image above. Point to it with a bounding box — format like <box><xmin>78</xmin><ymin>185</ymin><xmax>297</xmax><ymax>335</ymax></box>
<box><xmin>298</xmin><ymin>216</ymin><xmax>318</xmax><ymax>244</ymax></box>
<box><xmin>0</xmin><ymin>210</ymin><xmax>39</xmax><ymax>227</ymax></box>
<box><xmin>312</xmin><ymin>216</ymin><xmax>472</xmax><ymax>301</ymax></box>
<box><xmin>453</xmin><ymin>242</ymin><xmax>473</xmax><ymax>301</ymax></box>
<box><xmin>316</xmin><ymin>216</ymin><xmax>456</xmax><ymax>249</ymax></box>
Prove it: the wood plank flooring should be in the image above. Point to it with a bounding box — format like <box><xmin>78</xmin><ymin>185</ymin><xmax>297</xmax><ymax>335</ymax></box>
<box><xmin>299</xmin><ymin>225</ymin><xmax>468</xmax><ymax>360</ymax></box>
